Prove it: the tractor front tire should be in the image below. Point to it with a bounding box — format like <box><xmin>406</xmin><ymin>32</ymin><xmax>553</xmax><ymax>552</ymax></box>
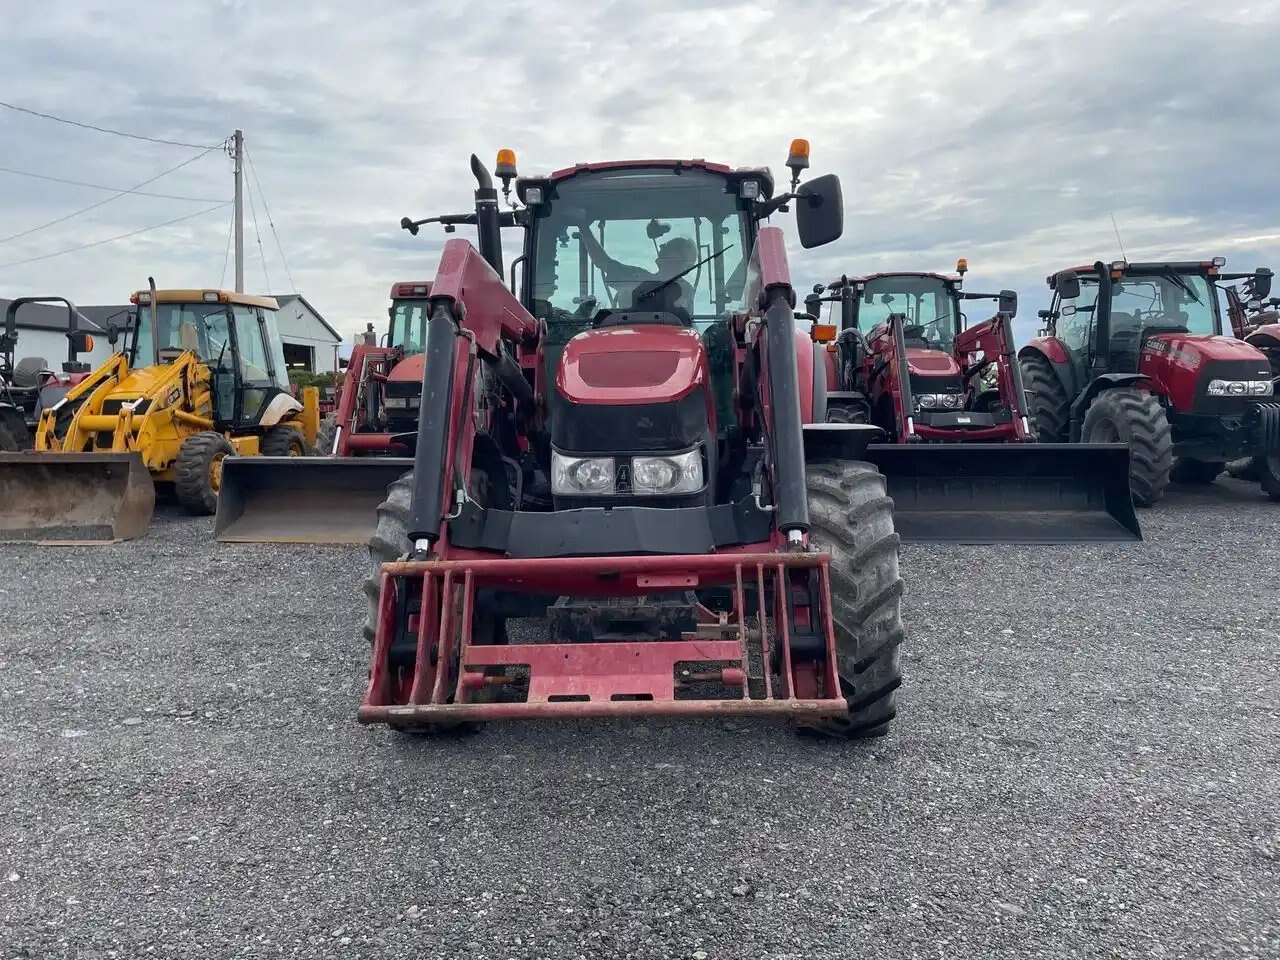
<box><xmin>798</xmin><ymin>460</ymin><xmax>905</xmax><ymax>740</ymax></box>
<box><xmin>1170</xmin><ymin>457</ymin><xmax>1224</xmax><ymax>485</ymax></box>
<box><xmin>1082</xmin><ymin>388</ymin><xmax>1173</xmax><ymax>507</ymax></box>
<box><xmin>362</xmin><ymin>470</ymin><xmax>500</xmax><ymax>735</ymax></box>
<box><xmin>314</xmin><ymin>414</ymin><xmax>339</xmax><ymax>456</ymax></box>
<box><xmin>1260</xmin><ymin>456</ymin><xmax>1280</xmax><ymax>502</ymax></box>
<box><xmin>0</xmin><ymin>412</ymin><xmax>31</xmax><ymax>452</ymax></box>
<box><xmin>174</xmin><ymin>431</ymin><xmax>235</xmax><ymax>515</ymax></box>
<box><xmin>260</xmin><ymin>426</ymin><xmax>309</xmax><ymax>457</ymax></box>
<box><xmin>1019</xmin><ymin>354</ymin><xmax>1070</xmax><ymax>442</ymax></box>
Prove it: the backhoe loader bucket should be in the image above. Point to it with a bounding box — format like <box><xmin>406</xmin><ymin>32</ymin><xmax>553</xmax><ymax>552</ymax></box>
<box><xmin>0</xmin><ymin>452</ymin><xmax>155</xmax><ymax>543</ymax></box>
<box><xmin>214</xmin><ymin>456</ymin><xmax>415</xmax><ymax>545</ymax></box>
<box><xmin>865</xmin><ymin>442</ymin><xmax>1141</xmax><ymax>544</ymax></box>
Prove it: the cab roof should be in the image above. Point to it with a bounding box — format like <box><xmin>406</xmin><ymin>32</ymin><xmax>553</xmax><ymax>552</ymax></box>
<box><xmin>129</xmin><ymin>289</ymin><xmax>280</xmax><ymax>310</ymax></box>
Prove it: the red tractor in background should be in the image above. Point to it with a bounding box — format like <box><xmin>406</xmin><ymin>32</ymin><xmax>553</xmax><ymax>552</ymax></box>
<box><xmin>1222</xmin><ymin>273</ymin><xmax>1280</xmax><ymax>483</ymax></box>
<box><xmin>802</xmin><ymin>264</ymin><xmax>1138</xmax><ymax>542</ymax></box>
<box><xmin>1019</xmin><ymin>258</ymin><xmax>1280</xmax><ymax>504</ymax></box>
<box><xmin>1</xmin><ymin>297</ymin><xmax>99</xmax><ymax>450</ymax></box>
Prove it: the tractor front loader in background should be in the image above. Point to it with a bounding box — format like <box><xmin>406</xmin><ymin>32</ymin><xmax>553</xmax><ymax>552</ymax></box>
<box><xmin>358</xmin><ymin>143</ymin><xmax>907</xmax><ymax>739</ymax></box>
<box><xmin>213</xmin><ymin>281</ymin><xmax>442</xmax><ymax>545</ymax></box>
<box><xmin>0</xmin><ymin>282</ymin><xmax>320</xmax><ymax>543</ymax></box>
<box><xmin>804</xmin><ymin>265</ymin><xmax>1139</xmax><ymax>543</ymax></box>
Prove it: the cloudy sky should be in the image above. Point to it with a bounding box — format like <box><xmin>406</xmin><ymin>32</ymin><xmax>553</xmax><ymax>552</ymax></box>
<box><xmin>1</xmin><ymin>0</ymin><xmax>1278</xmax><ymax>344</ymax></box>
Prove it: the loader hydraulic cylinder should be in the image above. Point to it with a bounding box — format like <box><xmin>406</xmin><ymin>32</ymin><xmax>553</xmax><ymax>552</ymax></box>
<box><xmin>407</xmin><ymin>304</ymin><xmax>460</xmax><ymax>548</ymax></box>
<box><xmin>764</xmin><ymin>289</ymin><xmax>809</xmax><ymax>536</ymax></box>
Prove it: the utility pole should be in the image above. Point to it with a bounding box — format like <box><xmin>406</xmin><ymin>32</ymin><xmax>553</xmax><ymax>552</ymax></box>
<box><xmin>232</xmin><ymin>129</ymin><xmax>244</xmax><ymax>293</ymax></box>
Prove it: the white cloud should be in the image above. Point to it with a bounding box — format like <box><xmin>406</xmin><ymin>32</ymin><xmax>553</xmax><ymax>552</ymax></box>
<box><xmin>1</xmin><ymin>0</ymin><xmax>1278</xmax><ymax>345</ymax></box>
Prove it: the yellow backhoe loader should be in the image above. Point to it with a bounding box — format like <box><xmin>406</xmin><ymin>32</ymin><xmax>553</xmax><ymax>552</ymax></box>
<box><xmin>0</xmin><ymin>281</ymin><xmax>321</xmax><ymax>543</ymax></box>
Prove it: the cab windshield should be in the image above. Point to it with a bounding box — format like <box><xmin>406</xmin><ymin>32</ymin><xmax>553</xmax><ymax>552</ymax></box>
<box><xmin>388</xmin><ymin>300</ymin><xmax>429</xmax><ymax>354</ymax></box>
<box><xmin>528</xmin><ymin>167</ymin><xmax>753</xmax><ymax>335</ymax></box>
<box><xmin>859</xmin><ymin>275</ymin><xmax>958</xmax><ymax>351</ymax></box>
<box><xmin>1107</xmin><ymin>272</ymin><xmax>1219</xmax><ymax>336</ymax></box>
<box><xmin>131</xmin><ymin>302</ymin><xmax>232</xmax><ymax>368</ymax></box>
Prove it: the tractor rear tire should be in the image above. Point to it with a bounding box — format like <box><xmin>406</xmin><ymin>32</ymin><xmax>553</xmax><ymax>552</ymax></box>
<box><xmin>1170</xmin><ymin>457</ymin><xmax>1224</xmax><ymax>485</ymax></box>
<box><xmin>174</xmin><ymin>431</ymin><xmax>234</xmax><ymax>515</ymax></box>
<box><xmin>1081</xmin><ymin>388</ymin><xmax>1173</xmax><ymax>508</ymax></box>
<box><xmin>0</xmin><ymin>414</ymin><xmax>31</xmax><ymax>452</ymax></box>
<box><xmin>797</xmin><ymin>460</ymin><xmax>905</xmax><ymax>740</ymax></box>
<box><xmin>260</xmin><ymin>426</ymin><xmax>308</xmax><ymax>457</ymax></box>
<box><xmin>362</xmin><ymin>470</ymin><xmax>502</xmax><ymax>735</ymax></box>
<box><xmin>1019</xmin><ymin>354</ymin><xmax>1070</xmax><ymax>442</ymax></box>
<box><xmin>314</xmin><ymin>414</ymin><xmax>339</xmax><ymax>456</ymax></box>
<box><xmin>1260</xmin><ymin>456</ymin><xmax>1280</xmax><ymax>501</ymax></box>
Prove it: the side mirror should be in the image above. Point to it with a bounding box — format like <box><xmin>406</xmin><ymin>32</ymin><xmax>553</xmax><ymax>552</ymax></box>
<box><xmin>107</xmin><ymin>323</ymin><xmax>121</xmax><ymax>346</ymax></box>
<box><xmin>1055</xmin><ymin>271</ymin><xmax>1081</xmax><ymax>301</ymax></box>
<box><xmin>804</xmin><ymin>290</ymin><xmax>822</xmax><ymax>315</ymax></box>
<box><xmin>1060</xmin><ymin>305</ymin><xmax>1077</xmax><ymax>318</ymax></box>
<box><xmin>1254</xmin><ymin>268</ymin><xmax>1273</xmax><ymax>300</ymax></box>
<box><xmin>794</xmin><ymin>173</ymin><xmax>843</xmax><ymax>249</ymax></box>
<box><xmin>998</xmin><ymin>289</ymin><xmax>1018</xmax><ymax>318</ymax></box>
<box><xmin>339</xmin><ymin>356</ymin><xmax>350</xmax><ymax>370</ymax></box>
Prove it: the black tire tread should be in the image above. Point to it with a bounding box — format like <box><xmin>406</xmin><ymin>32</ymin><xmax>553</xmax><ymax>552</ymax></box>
<box><xmin>1082</xmin><ymin>388</ymin><xmax>1172</xmax><ymax>507</ymax></box>
<box><xmin>173</xmin><ymin>431</ymin><xmax>233</xmax><ymax>515</ymax></box>
<box><xmin>0</xmin><ymin>414</ymin><xmax>31</xmax><ymax>452</ymax></box>
<box><xmin>798</xmin><ymin>460</ymin><xmax>905</xmax><ymax>740</ymax></box>
<box><xmin>260</xmin><ymin>425</ymin><xmax>308</xmax><ymax>457</ymax></box>
<box><xmin>1019</xmin><ymin>354</ymin><xmax>1070</xmax><ymax>442</ymax></box>
<box><xmin>314</xmin><ymin>414</ymin><xmax>338</xmax><ymax>456</ymax></box>
<box><xmin>1170</xmin><ymin>457</ymin><xmax>1223</xmax><ymax>485</ymax></box>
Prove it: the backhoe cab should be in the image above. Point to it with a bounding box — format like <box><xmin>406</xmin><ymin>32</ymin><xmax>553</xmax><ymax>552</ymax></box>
<box><xmin>1019</xmin><ymin>258</ymin><xmax>1280</xmax><ymax>504</ymax></box>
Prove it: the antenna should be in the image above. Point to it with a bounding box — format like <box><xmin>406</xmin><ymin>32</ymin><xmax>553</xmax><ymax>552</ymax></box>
<box><xmin>1109</xmin><ymin>213</ymin><xmax>1128</xmax><ymax>263</ymax></box>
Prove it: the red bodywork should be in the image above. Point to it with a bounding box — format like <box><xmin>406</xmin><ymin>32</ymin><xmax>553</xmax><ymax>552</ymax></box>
<box><xmin>360</xmin><ymin>225</ymin><xmax>845</xmax><ymax>725</ymax></box>
<box><xmin>1138</xmin><ymin>333</ymin><xmax>1274</xmax><ymax>411</ymax></box>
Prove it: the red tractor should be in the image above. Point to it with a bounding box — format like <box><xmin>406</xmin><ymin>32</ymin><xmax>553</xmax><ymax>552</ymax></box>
<box><xmin>802</xmin><ymin>265</ymin><xmax>1138</xmax><ymax>542</ymax></box>
<box><xmin>1</xmin><ymin>297</ymin><xmax>98</xmax><ymax>450</ymax></box>
<box><xmin>353</xmin><ymin>144</ymin><xmax>908</xmax><ymax>739</ymax></box>
<box><xmin>1018</xmin><ymin>258</ymin><xmax>1280</xmax><ymax>504</ymax></box>
<box><xmin>1222</xmin><ymin>274</ymin><xmax>1280</xmax><ymax>483</ymax></box>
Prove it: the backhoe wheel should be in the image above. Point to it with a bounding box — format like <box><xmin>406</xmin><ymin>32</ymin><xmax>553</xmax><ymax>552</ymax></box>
<box><xmin>1170</xmin><ymin>457</ymin><xmax>1224</xmax><ymax>485</ymax></box>
<box><xmin>314</xmin><ymin>414</ymin><xmax>339</xmax><ymax>456</ymax></box>
<box><xmin>174</xmin><ymin>431</ymin><xmax>235</xmax><ymax>515</ymax></box>
<box><xmin>260</xmin><ymin>426</ymin><xmax>309</xmax><ymax>457</ymax></box>
<box><xmin>363</xmin><ymin>470</ymin><xmax>502</xmax><ymax>736</ymax></box>
<box><xmin>1081</xmin><ymin>388</ymin><xmax>1172</xmax><ymax>508</ymax></box>
<box><xmin>1019</xmin><ymin>354</ymin><xmax>1070</xmax><ymax>442</ymax></box>
<box><xmin>797</xmin><ymin>460</ymin><xmax>905</xmax><ymax>740</ymax></box>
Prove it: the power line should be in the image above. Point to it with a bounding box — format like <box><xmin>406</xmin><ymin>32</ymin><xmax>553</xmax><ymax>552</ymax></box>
<box><xmin>244</xmin><ymin>169</ymin><xmax>271</xmax><ymax>294</ymax></box>
<box><xmin>0</xmin><ymin>202</ymin><xmax>231</xmax><ymax>270</ymax></box>
<box><xmin>0</xmin><ymin>165</ymin><xmax>228</xmax><ymax>203</ymax></box>
<box><xmin>0</xmin><ymin>99</ymin><xmax>222</xmax><ymax>149</ymax></box>
<box><xmin>0</xmin><ymin>144</ymin><xmax>222</xmax><ymax>246</ymax></box>
<box><xmin>245</xmin><ymin>147</ymin><xmax>297</xmax><ymax>294</ymax></box>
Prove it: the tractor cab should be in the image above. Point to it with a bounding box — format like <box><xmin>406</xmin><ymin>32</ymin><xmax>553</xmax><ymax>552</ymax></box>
<box><xmin>386</xmin><ymin>282</ymin><xmax>433</xmax><ymax>354</ymax></box>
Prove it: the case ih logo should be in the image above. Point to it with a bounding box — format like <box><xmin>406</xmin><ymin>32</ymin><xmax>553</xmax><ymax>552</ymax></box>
<box><xmin>1142</xmin><ymin>339</ymin><xmax>1201</xmax><ymax>368</ymax></box>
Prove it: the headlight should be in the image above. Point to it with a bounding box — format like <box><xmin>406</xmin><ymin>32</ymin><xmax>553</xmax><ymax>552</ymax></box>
<box><xmin>552</xmin><ymin>453</ymin><xmax>616</xmax><ymax>495</ymax></box>
<box><xmin>383</xmin><ymin>396</ymin><xmax>420</xmax><ymax>409</ymax></box>
<box><xmin>1207</xmin><ymin>379</ymin><xmax>1273</xmax><ymax>397</ymax></box>
<box><xmin>632</xmin><ymin>449</ymin><xmax>704</xmax><ymax>496</ymax></box>
<box><xmin>915</xmin><ymin>393</ymin><xmax>964</xmax><ymax>409</ymax></box>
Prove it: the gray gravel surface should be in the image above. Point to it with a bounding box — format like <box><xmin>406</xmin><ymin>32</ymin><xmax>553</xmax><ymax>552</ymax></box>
<box><xmin>1</xmin><ymin>479</ymin><xmax>1278</xmax><ymax>959</ymax></box>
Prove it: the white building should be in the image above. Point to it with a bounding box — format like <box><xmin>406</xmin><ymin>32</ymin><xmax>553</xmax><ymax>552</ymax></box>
<box><xmin>270</xmin><ymin>294</ymin><xmax>343</xmax><ymax>374</ymax></box>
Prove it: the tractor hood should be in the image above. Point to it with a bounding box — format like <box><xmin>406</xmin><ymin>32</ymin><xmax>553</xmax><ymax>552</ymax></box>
<box><xmin>1139</xmin><ymin>332</ymin><xmax>1271</xmax><ymax>374</ymax></box>
<box><xmin>557</xmin><ymin>325</ymin><xmax>707</xmax><ymax>406</ymax></box>
<box><xmin>386</xmin><ymin>352</ymin><xmax>426</xmax><ymax>388</ymax></box>
<box><xmin>905</xmin><ymin>347</ymin><xmax>962</xmax><ymax>379</ymax></box>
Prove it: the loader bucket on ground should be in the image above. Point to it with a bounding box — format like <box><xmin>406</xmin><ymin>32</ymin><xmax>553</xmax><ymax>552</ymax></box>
<box><xmin>0</xmin><ymin>452</ymin><xmax>155</xmax><ymax>544</ymax></box>
<box><xmin>864</xmin><ymin>442</ymin><xmax>1141</xmax><ymax>544</ymax></box>
<box><xmin>213</xmin><ymin>456</ymin><xmax>415</xmax><ymax>545</ymax></box>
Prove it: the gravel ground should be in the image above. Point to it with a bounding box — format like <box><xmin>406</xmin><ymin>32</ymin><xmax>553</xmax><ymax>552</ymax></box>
<box><xmin>1</xmin><ymin>478</ymin><xmax>1278</xmax><ymax>960</ymax></box>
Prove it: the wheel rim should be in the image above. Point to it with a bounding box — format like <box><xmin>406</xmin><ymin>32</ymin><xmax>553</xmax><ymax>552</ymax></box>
<box><xmin>209</xmin><ymin>452</ymin><xmax>226</xmax><ymax>491</ymax></box>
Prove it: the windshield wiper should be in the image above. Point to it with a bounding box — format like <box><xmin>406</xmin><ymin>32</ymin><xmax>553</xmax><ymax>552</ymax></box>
<box><xmin>637</xmin><ymin>245</ymin><xmax>734</xmax><ymax>303</ymax></box>
<box><xmin>1161</xmin><ymin>268</ymin><xmax>1201</xmax><ymax>304</ymax></box>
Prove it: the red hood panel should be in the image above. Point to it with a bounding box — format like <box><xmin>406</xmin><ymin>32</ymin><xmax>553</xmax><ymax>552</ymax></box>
<box><xmin>905</xmin><ymin>347</ymin><xmax>961</xmax><ymax>377</ymax></box>
<box><xmin>558</xmin><ymin>326</ymin><xmax>707</xmax><ymax>405</ymax></box>
<box><xmin>387</xmin><ymin>352</ymin><xmax>426</xmax><ymax>384</ymax></box>
<box><xmin>1142</xmin><ymin>333</ymin><xmax>1270</xmax><ymax>369</ymax></box>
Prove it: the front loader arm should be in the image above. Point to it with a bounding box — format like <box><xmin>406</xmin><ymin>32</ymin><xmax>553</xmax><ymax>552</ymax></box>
<box><xmin>35</xmin><ymin>353</ymin><xmax>130</xmax><ymax>450</ymax></box>
<box><xmin>954</xmin><ymin>312</ymin><xmax>1033</xmax><ymax>440</ymax></box>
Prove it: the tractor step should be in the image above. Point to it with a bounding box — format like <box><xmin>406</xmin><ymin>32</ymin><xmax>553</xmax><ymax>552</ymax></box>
<box><xmin>359</xmin><ymin>551</ymin><xmax>846</xmax><ymax>725</ymax></box>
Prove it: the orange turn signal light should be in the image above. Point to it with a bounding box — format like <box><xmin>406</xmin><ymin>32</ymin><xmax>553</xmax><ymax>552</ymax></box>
<box><xmin>811</xmin><ymin>323</ymin><xmax>837</xmax><ymax>342</ymax></box>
